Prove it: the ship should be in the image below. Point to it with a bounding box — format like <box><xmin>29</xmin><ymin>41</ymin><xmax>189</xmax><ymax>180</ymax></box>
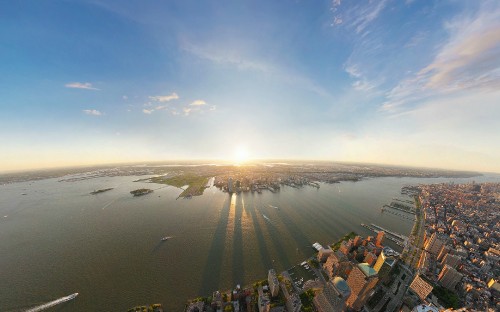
<box><xmin>161</xmin><ymin>236</ymin><xmax>172</xmax><ymax>241</ymax></box>
<box><xmin>25</xmin><ymin>293</ymin><xmax>78</xmax><ymax>312</ymax></box>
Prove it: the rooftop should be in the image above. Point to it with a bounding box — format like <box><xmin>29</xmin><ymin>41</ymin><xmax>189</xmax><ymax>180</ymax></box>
<box><xmin>358</xmin><ymin>263</ymin><xmax>377</xmax><ymax>277</ymax></box>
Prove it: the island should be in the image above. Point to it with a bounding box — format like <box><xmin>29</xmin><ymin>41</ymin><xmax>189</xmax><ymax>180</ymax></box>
<box><xmin>130</xmin><ymin>188</ymin><xmax>153</xmax><ymax>196</ymax></box>
<box><xmin>149</xmin><ymin>174</ymin><xmax>209</xmax><ymax>198</ymax></box>
<box><xmin>90</xmin><ymin>188</ymin><xmax>113</xmax><ymax>195</ymax></box>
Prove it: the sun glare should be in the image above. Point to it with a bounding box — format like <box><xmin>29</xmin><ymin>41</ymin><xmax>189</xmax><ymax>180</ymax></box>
<box><xmin>233</xmin><ymin>145</ymin><xmax>250</xmax><ymax>164</ymax></box>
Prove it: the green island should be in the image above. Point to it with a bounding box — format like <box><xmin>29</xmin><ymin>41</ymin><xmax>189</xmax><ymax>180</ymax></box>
<box><xmin>130</xmin><ymin>188</ymin><xmax>154</xmax><ymax>196</ymax></box>
<box><xmin>149</xmin><ymin>174</ymin><xmax>209</xmax><ymax>198</ymax></box>
<box><xmin>90</xmin><ymin>188</ymin><xmax>114</xmax><ymax>195</ymax></box>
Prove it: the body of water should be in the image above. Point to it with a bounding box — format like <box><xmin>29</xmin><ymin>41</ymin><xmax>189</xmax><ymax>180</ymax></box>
<box><xmin>1</xmin><ymin>173</ymin><xmax>498</xmax><ymax>311</ymax></box>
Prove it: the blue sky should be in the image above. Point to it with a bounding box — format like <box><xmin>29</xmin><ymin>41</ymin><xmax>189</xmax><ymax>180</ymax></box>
<box><xmin>1</xmin><ymin>0</ymin><xmax>499</xmax><ymax>172</ymax></box>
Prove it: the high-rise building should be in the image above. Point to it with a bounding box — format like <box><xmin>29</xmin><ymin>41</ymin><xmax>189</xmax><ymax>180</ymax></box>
<box><xmin>373</xmin><ymin>246</ymin><xmax>398</xmax><ymax>282</ymax></box>
<box><xmin>257</xmin><ymin>286</ymin><xmax>270</xmax><ymax>312</ymax></box>
<box><xmin>318</xmin><ymin>246</ymin><xmax>334</xmax><ymax>262</ymax></box>
<box><xmin>346</xmin><ymin>263</ymin><xmax>378</xmax><ymax>311</ymax></box>
<box><xmin>441</xmin><ymin>253</ymin><xmax>461</xmax><ymax>269</ymax></box>
<box><xmin>314</xmin><ymin>277</ymin><xmax>351</xmax><ymax>312</ymax></box>
<box><xmin>339</xmin><ymin>239</ymin><xmax>352</xmax><ymax>255</ymax></box>
<box><xmin>324</xmin><ymin>251</ymin><xmax>350</xmax><ymax>279</ymax></box>
<box><xmin>375</xmin><ymin>231</ymin><xmax>385</xmax><ymax>247</ymax></box>
<box><xmin>410</xmin><ymin>274</ymin><xmax>434</xmax><ymax>301</ymax></box>
<box><xmin>424</xmin><ymin>233</ymin><xmax>444</xmax><ymax>256</ymax></box>
<box><xmin>268</xmin><ymin>269</ymin><xmax>279</xmax><ymax>297</ymax></box>
<box><xmin>437</xmin><ymin>245</ymin><xmax>450</xmax><ymax>261</ymax></box>
<box><xmin>364</xmin><ymin>252</ymin><xmax>378</xmax><ymax>266</ymax></box>
<box><xmin>353</xmin><ymin>236</ymin><xmax>362</xmax><ymax>247</ymax></box>
<box><xmin>227</xmin><ymin>178</ymin><xmax>233</xmax><ymax>193</ymax></box>
<box><xmin>438</xmin><ymin>265</ymin><xmax>463</xmax><ymax>291</ymax></box>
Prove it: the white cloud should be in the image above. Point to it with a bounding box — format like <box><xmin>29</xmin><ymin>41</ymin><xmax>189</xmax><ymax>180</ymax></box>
<box><xmin>352</xmin><ymin>80</ymin><xmax>376</xmax><ymax>92</ymax></box>
<box><xmin>65</xmin><ymin>82</ymin><xmax>99</xmax><ymax>90</ymax></box>
<box><xmin>149</xmin><ymin>93</ymin><xmax>179</xmax><ymax>102</ymax></box>
<box><xmin>123</xmin><ymin>95</ymin><xmax>128</xmax><ymax>100</ymax></box>
<box><xmin>183</xmin><ymin>108</ymin><xmax>192</xmax><ymax>116</ymax></box>
<box><xmin>344</xmin><ymin>63</ymin><xmax>362</xmax><ymax>78</ymax></box>
<box><xmin>333</xmin><ymin>0</ymin><xmax>388</xmax><ymax>34</ymax></box>
<box><xmin>383</xmin><ymin>2</ymin><xmax>500</xmax><ymax>112</ymax></box>
<box><xmin>181</xmin><ymin>41</ymin><xmax>270</xmax><ymax>73</ymax></box>
<box><xmin>190</xmin><ymin>100</ymin><xmax>206</xmax><ymax>106</ymax></box>
<box><xmin>142</xmin><ymin>109</ymin><xmax>154</xmax><ymax>114</ymax></box>
<box><xmin>82</xmin><ymin>109</ymin><xmax>102</xmax><ymax>116</ymax></box>
<box><xmin>209</xmin><ymin>105</ymin><xmax>216</xmax><ymax>111</ymax></box>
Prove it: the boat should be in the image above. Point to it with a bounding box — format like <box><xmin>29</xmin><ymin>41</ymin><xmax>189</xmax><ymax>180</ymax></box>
<box><xmin>25</xmin><ymin>293</ymin><xmax>78</xmax><ymax>312</ymax></box>
<box><xmin>161</xmin><ymin>236</ymin><xmax>172</xmax><ymax>241</ymax></box>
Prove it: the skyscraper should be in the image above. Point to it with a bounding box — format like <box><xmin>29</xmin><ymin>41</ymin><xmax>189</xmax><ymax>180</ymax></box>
<box><xmin>373</xmin><ymin>246</ymin><xmax>398</xmax><ymax>282</ymax></box>
<box><xmin>375</xmin><ymin>231</ymin><xmax>385</xmax><ymax>247</ymax></box>
<box><xmin>438</xmin><ymin>265</ymin><xmax>463</xmax><ymax>291</ymax></box>
<box><xmin>346</xmin><ymin>263</ymin><xmax>378</xmax><ymax>311</ymax></box>
<box><xmin>410</xmin><ymin>274</ymin><xmax>434</xmax><ymax>301</ymax></box>
<box><xmin>268</xmin><ymin>269</ymin><xmax>279</xmax><ymax>297</ymax></box>
<box><xmin>314</xmin><ymin>277</ymin><xmax>351</xmax><ymax>312</ymax></box>
<box><xmin>424</xmin><ymin>233</ymin><xmax>444</xmax><ymax>256</ymax></box>
<box><xmin>228</xmin><ymin>177</ymin><xmax>233</xmax><ymax>193</ymax></box>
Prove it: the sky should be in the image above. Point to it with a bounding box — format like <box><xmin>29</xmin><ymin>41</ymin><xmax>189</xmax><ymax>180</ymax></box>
<box><xmin>1</xmin><ymin>0</ymin><xmax>499</xmax><ymax>173</ymax></box>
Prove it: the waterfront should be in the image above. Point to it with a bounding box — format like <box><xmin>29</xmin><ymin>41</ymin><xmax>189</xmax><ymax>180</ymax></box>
<box><xmin>1</xmin><ymin>174</ymin><xmax>499</xmax><ymax>311</ymax></box>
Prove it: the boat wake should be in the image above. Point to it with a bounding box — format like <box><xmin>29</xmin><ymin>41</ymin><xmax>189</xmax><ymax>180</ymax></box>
<box><xmin>24</xmin><ymin>293</ymin><xmax>78</xmax><ymax>312</ymax></box>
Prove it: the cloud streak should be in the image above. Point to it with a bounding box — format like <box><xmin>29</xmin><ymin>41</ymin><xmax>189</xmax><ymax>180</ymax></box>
<box><xmin>383</xmin><ymin>2</ymin><xmax>500</xmax><ymax>111</ymax></box>
<box><xmin>82</xmin><ymin>109</ymin><xmax>102</xmax><ymax>116</ymax></box>
<box><xmin>149</xmin><ymin>93</ymin><xmax>179</xmax><ymax>102</ymax></box>
<box><xmin>190</xmin><ymin>100</ymin><xmax>206</xmax><ymax>106</ymax></box>
<box><xmin>65</xmin><ymin>82</ymin><xmax>99</xmax><ymax>90</ymax></box>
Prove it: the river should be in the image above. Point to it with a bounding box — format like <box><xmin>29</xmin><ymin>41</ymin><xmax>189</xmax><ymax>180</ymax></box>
<box><xmin>1</xmin><ymin>173</ymin><xmax>498</xmax><ymax>311</ymax></box>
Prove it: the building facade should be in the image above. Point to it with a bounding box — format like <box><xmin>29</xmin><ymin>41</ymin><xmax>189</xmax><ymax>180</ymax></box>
<box><xmin>346</xmin><ymin>263</ymin><xmax>379</xmax><ymax>311</ymax></box>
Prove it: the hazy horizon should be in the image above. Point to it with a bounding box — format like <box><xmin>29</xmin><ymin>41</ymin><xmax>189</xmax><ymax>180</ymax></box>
<box><xmin>0</xmin><ymin>158</ymin><xmax>494</xmax><ymax>176</ymax></box>
<box><xmin>2</xmin><ymin>1</ymin><xmax>500</xmax><ymax>173</ymax></box>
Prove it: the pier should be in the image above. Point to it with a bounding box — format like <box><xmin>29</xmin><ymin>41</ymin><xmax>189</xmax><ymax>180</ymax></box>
<box><xmin>371</xmin><ymin>223</ymin><xmax>408</xmax><ymax>241</ymax></box>
<box><xmin>381</xmin><ymin>208</ymin><xmax>416</xmax><ymax>221</ymax></box>
<box><xmin>360</xmin><ymin>223</ymin><xmax>409</xmax><ymax>248</ymax></box>
<box><xmin>383</xmin><ymin>204</ymin><xmax>416</xmax><ymax>215</ymax></box>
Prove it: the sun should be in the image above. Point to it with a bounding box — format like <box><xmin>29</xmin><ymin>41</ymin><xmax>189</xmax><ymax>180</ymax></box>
<box><xmin>233</xmin><ymin>145</ymin><xmax>250</xmax><ymax>164</ymax></box>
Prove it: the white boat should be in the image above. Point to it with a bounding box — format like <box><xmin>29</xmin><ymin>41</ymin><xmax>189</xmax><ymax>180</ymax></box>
<box><xmin>25</xmin><ymin>293</ymin><xmax>78</xmax><ymax>312</ymax></box>
<box><xmin>161</xmin><ymin>236</ymin><xmax>173</xmax><ymax>241</ymax></box>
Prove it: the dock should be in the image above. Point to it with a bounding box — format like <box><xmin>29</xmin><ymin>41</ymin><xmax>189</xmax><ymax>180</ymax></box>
<box><xmin>383</xmin><ymin>204</ymin><xmax>416</xmax><ymax>215</ymax></box>
<box><xmin>360</xmin><ymin>223</ymin><xmax>408</xmax><ymax>247</ymax></box>
<box><xmin>381</xmin><ymin>208</ymin><xmax>416</xmax><ymax>221</ymax></box>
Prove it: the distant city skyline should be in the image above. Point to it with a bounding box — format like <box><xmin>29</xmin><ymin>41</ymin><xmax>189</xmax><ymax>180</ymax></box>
<box><xmin>1</xmin><ymin>0</ymin><xmax>499</xmax><ymax>173</ymax></box>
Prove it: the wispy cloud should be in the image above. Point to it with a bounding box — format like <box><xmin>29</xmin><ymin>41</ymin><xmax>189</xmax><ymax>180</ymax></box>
<box><xmin>149</xmin><ymin>93</ymin><xmax>179</xmax><ymax>102</ymax></box>
<box><xmin>331</xmin><ymin>0</ymin><xmax>388</xmax><ymax>34</ymax></box>
<box><xmin>352</xmin><ymin>80</ymin><xmax>376</xmax><ymax>92</ymax></box>
<box><xmin>65</xmin><ymin>82</ymin><xmax>99</xmax><ymax>90</ymax></box>
<box><xmin>82</xmin><ymin>109</ymin><xmax>102</xmax><ymax>116</ymax></box>
<box><xmin>404</xmin><ymin>31</ymin><xmax>428</xmax><ymax>48</ymax></box>
<box><xmin>190</xmin><ymin>100</ymin><xmax>206</xmax><ymax>106</ymax></box>
<box><xmin>181</xmin><ymin>41</ymin><xmax>270</xmax><ymax>73</ymax></box>
<box><xmin>181</xmin><ymin>40</ymin><xmax>330</xmax><ymax>97</ymax></box>
<box><xmin>141</xmin><ymin>92</ymin><xmax>213</xmax><ymax>117</ymax></box>
<box><xmin>383</xmin><ymin>2</ymin><xmax>500</xmax><ymax>112</ymax></box>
